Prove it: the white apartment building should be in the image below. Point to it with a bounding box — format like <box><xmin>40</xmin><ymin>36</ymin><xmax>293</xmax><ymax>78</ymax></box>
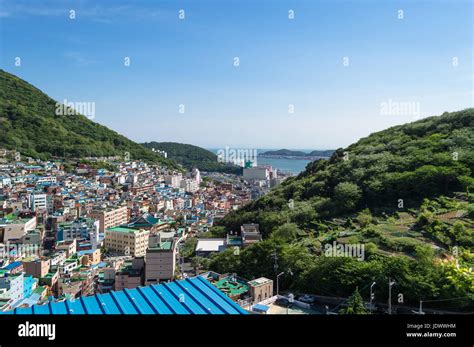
<box><xmin>180</xmin><ymin>179</ymin><xmax>199</xmax><ymax>193</ymax></box>
<box><xmin>59</xmin><ymin>218</ymin><xmax>99</xmax><ymax>242</ymax></box>
<box><xmin>0</xmin><ymin>273</ymin><xmax>24</xmax><ymax>306</ymax></box>
<box><xmin>28</xmin><ymin>193</ymin><xmax>53</xmax><ymax>213</ymax></box>
<box><xmin>164</xmin><ymin>200</ymin><xmax>174</xmax><ymax>211</ymax></box>
<box><xmin>59</xmin><ymin>260</ymin><xmax>78</xmax><ymax>275</ymax></box>
<box><xmin>0</xmin><ymin>176</ymin><xmax>11</xmax><ymax>188</ymax></box>
<box><xmin>50</xmin><ymin>251</ymin><xmax>67</xmax><ymax>267</ymax></box>
<box><xmin>36</xmin><ymin>176</ymin><xmax>57</xmax><ymax>185</ymax></box>
<box><xmin>164</xmin><ymin>174</ymin><xmax>182</xmax><ymax>189</ymax></box>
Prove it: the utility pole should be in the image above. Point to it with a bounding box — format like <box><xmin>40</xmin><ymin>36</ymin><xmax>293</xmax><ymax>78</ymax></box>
<box><xmin>272</xmin><ymin>251</ymin><xmax>278</xmax><ymax>274</ymax></box>
<box><xmin>272</xmin><ymin>251</ymin><xmax>279</xmax><ymax>296</ymax></box>
<box><xmin>388</xmin><ymin>278</ymin><xmax>396</xmax><ymax>315</ymax></box>
<box><xmin>369</xmin><ymin>281</ymin><xmax>376</xmax><ymax>314</ymax></box>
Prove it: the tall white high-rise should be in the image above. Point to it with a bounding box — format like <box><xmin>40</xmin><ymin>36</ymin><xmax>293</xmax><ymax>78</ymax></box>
<box><xmin>192</xmin><ymin>168</ymin><xmax>201</xmax><ymax>185</ymax></box>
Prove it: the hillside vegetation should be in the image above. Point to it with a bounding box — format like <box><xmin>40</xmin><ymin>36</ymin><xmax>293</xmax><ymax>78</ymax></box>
<box><xmin>142</xmin><ymin>141</ymin><xmax>242</xmax><ymax>174</ymax></box>
<box><xmin>0</xmin><ymin>70</ymin><xmax>178</xmax><ymax>168</ymax></box>
<box><xmin>223</xmin><ymin>109</ymin><xmax>473</xmax><ymax>232</ymax></box>
<box><xmin>212</xmin><ymin>109</ymin><xmax>474</xmax><ymax>310</ymax></box>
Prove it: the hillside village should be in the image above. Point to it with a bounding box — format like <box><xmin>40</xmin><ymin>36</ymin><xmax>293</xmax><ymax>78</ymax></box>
<box><xmin>0</xmin><ymin>149</ymin><xmax>285</xmax><ymax>312</ymax></box>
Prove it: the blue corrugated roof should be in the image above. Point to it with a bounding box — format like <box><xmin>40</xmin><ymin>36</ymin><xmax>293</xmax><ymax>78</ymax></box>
<box><xmin>1</xmin><ymin>277</ymin><xmax>247</xmax><ymax>315</ymax></box>
<box><xmin>2</xmin><ymin>261</ymin><xmax>23</xmax><ymax>270</ymax></box>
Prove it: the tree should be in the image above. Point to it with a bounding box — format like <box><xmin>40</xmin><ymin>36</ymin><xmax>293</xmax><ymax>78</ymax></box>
<box><xmin>191</xmin><ymin>256</ymin><xmax>210</xmax><ymax>273</ymax></box>
<box><xmin>364</xmin><ymin>242</ymin><xmax>378</xmax><ymax>257</ymax></box>
<box><xmin>209</xmin><ymin>248</ymin><xmax>241</xmax><ymax>274</ymax></box>
<box><xmin>181</xmin><ymin>237</ymin><xmax>198</xmax><ymax>258</ymax></box>
<box><xmin>356</xmin><ymin>208</ymin><xmax>373</xmax><ymax>227</ymax></box>
<box><xmin>271</xmin><ymin>223</ymin><xmax>299</xmax><ymax>242</ymax></box>
<box><xmin>339</xmin><ymin>288</ymin><xmax>368</xmax><ymax>314</ymax></box>
<box><xmin>334</xmin><ymin>182</ymin><xmax>362</xmax><ymax>210</ymax></box>
<box><xmin>452</xmin><ymin>221</ymin><xmax>466</xmax><ymax>240</ymax></box>
<box><xmin>459</xmin><ymin>175</ymin><xmax>474</xmax><ymax>194</ymax></box>
<box><xmin>174</xmin><ymin>215</ymin><xmax>185</xmax><ymax>227</ymax></box>
<box><xmin>290</xmin><ymin>201</ymin><xmax>318</xmax><ymax>226</ymax></box>
<box><xmin>208</xmin><ymin>226</ymin><xmax>228</xmax><ymax>238</ymax></box>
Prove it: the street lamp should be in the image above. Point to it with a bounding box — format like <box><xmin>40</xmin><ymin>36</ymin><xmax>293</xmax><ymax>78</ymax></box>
<box><xmin>276</xmin><ymin>272</ymin><xmax>285</xmax><ymax>296</ymax></box>
<box><xmin>388</xmin><ymin>278</ymin><xmax>396</xmax><ymax>315</ymax></box>
<box><xmin>369</xmin><ymin>281</ymin><xmax>376</xmax><ymax>314</ymax></box>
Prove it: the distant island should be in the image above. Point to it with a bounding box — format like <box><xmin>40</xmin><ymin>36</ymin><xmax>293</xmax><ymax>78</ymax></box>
<box><xmin>259</xmin><ymin>149</ymin><xmax>335</xmax><ymax>158</ymax></box>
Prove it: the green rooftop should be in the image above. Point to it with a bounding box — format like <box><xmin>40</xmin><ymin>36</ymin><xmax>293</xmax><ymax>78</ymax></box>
<box><xmin>4</xmin><ymin>213</ymin><xmax>17</xmax><ymax>221</ymax></box>
<box><xmin>107</xmin><ymin>226</ymin><xmax>142</xmax><ymax>234</ymax></box>
<box><xmin>33</xmin><ymin>286</ymin><xmax>46</xmax><ymax>294</ymax></box>
<box><xmin>43</xmin><ymin>272</ymin><xmax>56</xmax><ymax>279</ymax></box>
<box><xmin>214</xmin><ymin>276</ymin><xmax>249</xmax><ymax>296</ymax></box>
<box><xmin>159</xmin><ymin>241</ymin><xmax>173</xmax><ymax>250</ymax></box>
<box><xmin>149</xmin><ymin>241</ymin><xmax>173</xmax><ymax>251</ymax></box>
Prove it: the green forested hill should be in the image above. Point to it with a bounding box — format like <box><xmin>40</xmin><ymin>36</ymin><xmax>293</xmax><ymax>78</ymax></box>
<box><xmin>260</xmin><ymin>149</ymin><xmax>309</xmax><ymax>156</ymax></box>
<box><xmin>0</xmin><ymin>69</ymin><xmax>177</xmax><ymax>168</ymax></box>
<box><xmin>142</xmin><ymin>141</ymin><xmax>242</xmax><ymax>174</ymax></box>
<box><xmin>224</xmin><ymin>109</ymin><xmax>474</xmax><ymax>231</ymax></box>
<box><xmin>211</xmin><ymin>109</ymin><xmax>474</xmax><ymax>309</ymax></box>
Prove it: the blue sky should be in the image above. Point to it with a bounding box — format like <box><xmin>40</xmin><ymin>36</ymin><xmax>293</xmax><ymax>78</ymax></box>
<box><xmin>0</xmin><ymin>0</ymin><xmax>472</xmax><ymax>149</ymax></box>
